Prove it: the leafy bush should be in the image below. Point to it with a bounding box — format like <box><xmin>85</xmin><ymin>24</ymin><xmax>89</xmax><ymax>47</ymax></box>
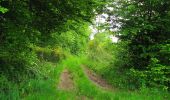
<box><xmin>129</xmin><ymin>58</ymin><xmax>170</xmax><ymax>90</ymax></box>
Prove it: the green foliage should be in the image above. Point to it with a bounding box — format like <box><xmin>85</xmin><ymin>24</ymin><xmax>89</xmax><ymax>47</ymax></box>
<box><xmin>1</xmin><ymin>0</ymin><xmax>170</xmax><ymax>99</ymax></box>
<box><xmin>105</xmin><ymin>0</ymin><xmax>170</xmax><ymax>90</ymax></box>
<box><xmin>0</xmin><ymin>0</ymin><xmax>8</xmax><ymax>13</ymax></box>
<box><xmin>87</xmin><ymin>35</ymin><xmax>132</xmax><ymax>89</ymax></box>
<box><xmin>87</xmin><ymin>33</ymin><xmax>114</xmax><ymax>72</ymax></box>
<box><xmin>0</xmin><ymin>0</ymin><xmax>102</xmax><ymax>78</ymax></box>
<box><xmin>0</xmin><ymin>75</ymin><xmax>20</xmax><ymax>100</ymax></box>
<box><xmin>0</xmin><ymin>0</ymin><xmax>107</xmax><ymax>98</ymax></box>
<box><xmin>32</xmin><ymin>46</ymin><xmax>66</xmax><ymax>63</ymax></box>
<box><xmin>0</xmin><ymin>6</ymin><xmax>8</xmax><ymax>13</ymax></box>
<box><xmin>49</xmin><ymin>20</ymin><xmax>91</xmax><ymax>54</ymax></box>
<box><xmin>129</xmin><ymin>58</ymin><xmax>170</xmax><ymax>90</ymax></box>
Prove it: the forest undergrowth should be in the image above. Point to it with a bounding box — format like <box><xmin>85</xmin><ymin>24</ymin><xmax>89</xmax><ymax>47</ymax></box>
<box><xmin>1</xmin><ymin>0</ymin><xmax>170</xmax><ymax>99</ymax></box>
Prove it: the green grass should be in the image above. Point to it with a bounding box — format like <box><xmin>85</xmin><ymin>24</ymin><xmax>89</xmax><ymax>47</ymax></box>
<box><xmin>12</xmin><ymin>56</ymin><xmax>170</xmax><ymax>100</ymax></box>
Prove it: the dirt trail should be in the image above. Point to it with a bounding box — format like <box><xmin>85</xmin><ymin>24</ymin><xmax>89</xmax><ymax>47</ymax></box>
<box><xmin>58</xmin><ymin>69</ymin><xmax>74</xmax><ymax>90</ymax></box>
<box><xmin>82</xmin><ymin>66</ymin><xmax>113</xmax><ymax>90</ymax></box>
<box><xmin>58</xmin><ymin>66</ymin><xmax>114</xmax><ymax>92</ymax></box>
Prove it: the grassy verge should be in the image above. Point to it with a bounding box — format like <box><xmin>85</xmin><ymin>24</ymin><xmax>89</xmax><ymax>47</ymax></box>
<box><xmin>10</xmin><ymin>56</ymin><xmax>169</xmax><ymax>100</ymax></box>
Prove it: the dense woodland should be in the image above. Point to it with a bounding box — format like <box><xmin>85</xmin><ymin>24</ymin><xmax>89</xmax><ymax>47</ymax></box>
<box><xmin>0</xmin><ymin>0</ymin><xmax>170</xmax><ymax>99</ymax></box>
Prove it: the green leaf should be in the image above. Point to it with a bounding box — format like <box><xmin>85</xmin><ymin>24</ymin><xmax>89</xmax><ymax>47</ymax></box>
<box><xmin>0</xmin><ymin>6</ymin><xmax>8</xmax><ymax>13</ymax></box>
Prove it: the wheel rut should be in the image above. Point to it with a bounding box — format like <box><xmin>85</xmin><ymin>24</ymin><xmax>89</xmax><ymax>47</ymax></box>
<box><xmin>82</xmin><ymin>65</ymin><xmax>113</xmax><ymax>90</ymax></box>
<box><xmin>57</xmin><ymin>69</ymin><xmax>74</xmax><ymax>91</ymax></box>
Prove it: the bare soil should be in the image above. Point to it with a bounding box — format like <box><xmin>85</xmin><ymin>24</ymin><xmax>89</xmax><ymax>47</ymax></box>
<box><xmin>83</xmin><ymin>66</ymin><xmax>113</xmax><ymax>90</ymax></box>
<box><xmin>58</xmin><ymin>69</ymin><xmax>74</xmax><ymax>90</ymax></box>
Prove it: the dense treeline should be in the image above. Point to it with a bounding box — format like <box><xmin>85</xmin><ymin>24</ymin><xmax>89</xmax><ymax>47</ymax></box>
<box><xmin>89</xmin><ymin>0</ymin><xmax>170</xmax><ymax>90</ymax></box>
<box><xmin>116</xmin><ymin>0</ymin><xmax>170</xmax><ymax>90</ymax></box>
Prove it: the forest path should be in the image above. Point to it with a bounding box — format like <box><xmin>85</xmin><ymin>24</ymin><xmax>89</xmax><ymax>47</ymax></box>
<box><xmin>57</xmin><ymin>65</ymin><xmax>114</xmax><ymax>92</ymax></box>
<box><xmin>57</xmin><ymin>69</ymin><xmax>74</xmax><ymax>90</ymax></box>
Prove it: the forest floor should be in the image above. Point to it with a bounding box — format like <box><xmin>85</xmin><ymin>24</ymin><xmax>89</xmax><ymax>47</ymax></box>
<box><xmin>24</xmin><ymin>56</ymin><xmax>170</xmax><ymax>100</ymax></box>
